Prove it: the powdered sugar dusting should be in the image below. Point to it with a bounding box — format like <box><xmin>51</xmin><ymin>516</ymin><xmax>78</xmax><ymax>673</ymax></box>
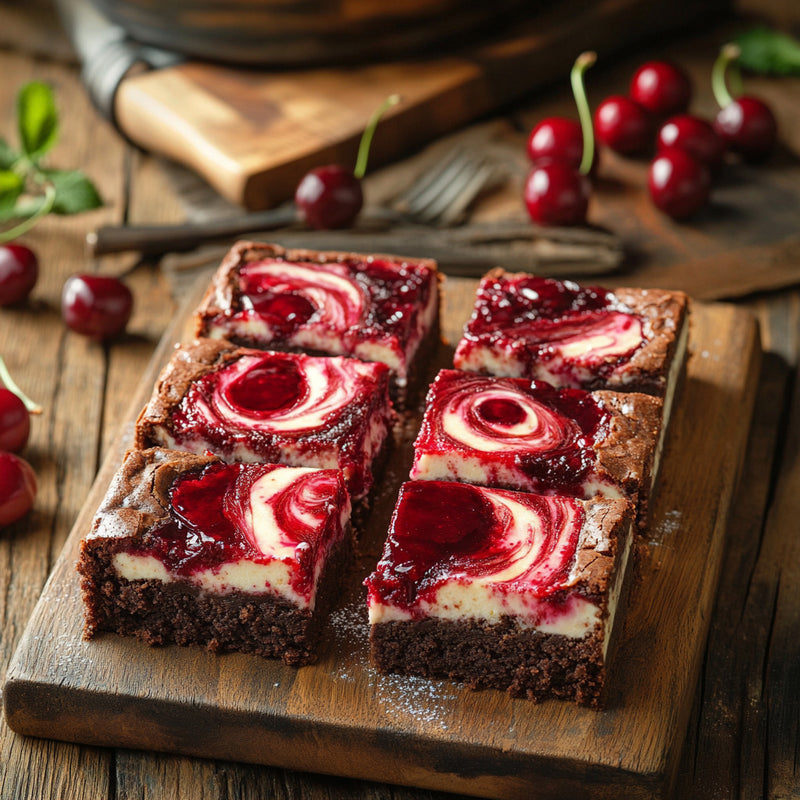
<box><xmin>329</xmin><ymin>600</ymin><xmax>370</xmax><ymax>683</ymax></box>
<box><xmin>648</xmin><ymin>509</ymin><xmax>683</xmax><ymax>546</ymax></box>
<box><xmin>372</xmin><ymin>672</ymin><xmax>458</xmax><ymax>730</ymax></box>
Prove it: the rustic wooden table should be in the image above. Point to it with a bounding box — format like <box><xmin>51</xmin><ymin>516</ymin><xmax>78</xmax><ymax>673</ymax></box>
<box><xmin>1</xmin><ymin>3</ymin><xmax>799</xmax><ymax>798</ymax></box>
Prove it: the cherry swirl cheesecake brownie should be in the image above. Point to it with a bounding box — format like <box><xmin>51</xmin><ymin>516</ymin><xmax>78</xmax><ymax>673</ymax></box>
<box><xmin>365</xmin><ymin>480</ymin><xmax>634</xmax><ymax>706</ymax></box>
<box><xmin>135</xmin><ymin>339</ymin><xmax>394</xmax><ymax>503</ymax></box>
<box><xmin>454</xmin><ymin>270</ymin><xmax>689</xmax><ymax>426</ymax></box>
<box><xmin>410</xmin><ymin>369</ymin><xmax>662</xmax><ymax>526</ymax></box>
<box><xmin>78</xmin><ymin>448</ymin><xmax>352</xmax><ymax>665</ymax></box>
<box><xmin>193</xmin><ymin>241</ymin><xmax>441</xmax><ymax>407</ymax></box>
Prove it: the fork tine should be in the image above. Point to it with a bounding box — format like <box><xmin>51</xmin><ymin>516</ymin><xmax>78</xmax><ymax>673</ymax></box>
<box><xmin>394</xmin><ymin>147</ymin><xmax>471</xmax><ymax>213</ymax></box>
<box><xmin>432</xmin><ymin>161</ymin><xmax>499</xmax><ymax>227</ymax></box>
<box><xmin>409</xmin><ymin>154</ymin><xmax>496</xmax><ymax>225</ymax></box>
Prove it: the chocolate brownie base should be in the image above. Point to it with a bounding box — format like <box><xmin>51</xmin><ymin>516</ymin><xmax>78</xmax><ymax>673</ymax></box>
<box><xmin>79</xmin><ymin>520</ymin><xmax>352</xmax><ymax>666</ymax></box>
<box><xmin>370</xmin><ymin>618</ymin><xmax>607</xmax><ymax>707</ymax></box>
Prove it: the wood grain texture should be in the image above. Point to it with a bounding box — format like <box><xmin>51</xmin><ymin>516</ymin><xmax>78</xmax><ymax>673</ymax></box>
<box><xmin>3</xmin><ymin>290</ymin><xmax>760</xmax><ymax>800</ymax></box>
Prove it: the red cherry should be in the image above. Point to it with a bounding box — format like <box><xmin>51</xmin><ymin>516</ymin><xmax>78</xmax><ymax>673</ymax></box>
<box><xmin>294</xmin><ymin>165</ymin><xmax>364</xmax><ymax>230</ymax></box>
<box><xmin>0</xmin><ymin>244</ymin><xmax>38</xmax><ymax>306</ymax></box>
<box><xmin>0</xmin><ymin>389</ymin><xmax>30</xmax><ymax>452</ymax></box>
<box><xmin>523</xmin><ymin>162</ymin><xmax>590</xmax><ymax>226</ymax></box>
<box><xmin>527</xmin><ymin>117</ymin><xmax>583</xmax><ymax>167</ymax></box>
<box><xmin>61</xmin><ymin>274</ymin><xmax>133</xmax><ymax>340</ymax></box>
<box><xmin>527</xmin><ymin>117</ymin><xmax>599</xmax><ymax>174</ymax></box>
<box><xmin>630</xmin><ymin>61</ymin><xmax>692</xmax><ymax>117</ymax></box>
<box><xmin>648</xmin><ymin>147</ymin><xmax>711</xmax><ymax>219</ymax></box>
<box><xmin>713</xmin><ymin>96</ymin><xmax>777</xmax><ymax>163</ymax></box>
<box><xmin>0</xmin><ymin>451</ymin><xmax>36</xmax><ymax>526</ymax></box>
<box><xmin>594</xmin><ymin>95</ymin><xmax>652</xmax><ymax>155</ymax></box>
<box><xmin>657</xmin><ymin>114</ymin><xmax>725</xmax><ymax>169</ymax></box>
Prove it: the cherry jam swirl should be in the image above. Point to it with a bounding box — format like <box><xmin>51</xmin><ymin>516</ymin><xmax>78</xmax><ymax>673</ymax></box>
<box><xmin>135</xmin><ymin>463</ymin><xmax>346</xmax><ymax>596</ymax></box>
<box><xmin>458</xmin><ymin>274</ymin><xmax>645</xmax><ymax>378</ymax></box>
<box><xmin>172</xmin><ymin>351</ymin><xmax>366</xmax><ymax>441</ymax></box>
<box><xmin>365</xmin><ymin>481</ymin><xmax>583</xmax><ymax>613</ymax></box>
<box><xmin>415</xmin><ymin>370</ymin><xmax>610</xmax><ymax>495</ymax></box>
<box><xmin>236</xmin><ymin>257</ymin><xmax>433</xmax><ymax>347</ymax></box>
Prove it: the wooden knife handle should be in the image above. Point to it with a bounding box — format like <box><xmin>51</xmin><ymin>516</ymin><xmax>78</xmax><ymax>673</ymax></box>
<box><xmin>87</xmin><ymin>206</ymin><xmax>298</xmax><ymax>256</ymax></box>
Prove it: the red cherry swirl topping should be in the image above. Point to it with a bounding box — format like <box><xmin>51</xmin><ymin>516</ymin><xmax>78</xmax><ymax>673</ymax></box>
<box><xmin>134</xmin><ymin>463</ymin><xmax>346</xmax><ymax>597</ymax></box>
<box><xmin>458</xmin><ymin>274</ymin><xmax>645</xmax><ymax>383</ymax></box>
<box><xmin>236</xmin><ymin>257</ymin><xmax>434</xmax><ymax>348</ymax></box>
<box><xmin>414</xmin><ymin>370</ymin><xmax>610</xmax><ymax>495</ymax></box>
<box><xmin>365</xmin><ymin>481</ymin><xmax>583</xmax><ymax>613</ymax></box>
<box><xmin>172</xmin><ymin>351</ymin><xmax>370</xmax><ymax>441</ymax></box>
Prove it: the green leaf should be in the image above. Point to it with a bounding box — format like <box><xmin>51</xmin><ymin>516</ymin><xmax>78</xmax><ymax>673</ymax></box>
<box><xmin>0</xmin><ymin>170</ymin><xmax>24</xmax><ymax>219</ymax></box>
<box><xmin>43</xmin><ymin>168</ymin><xmax>103</xmax><ymax>215</ymax></box>
<box><xmin>0</xmin><ymin>138</ymin><xmax>19</xmax><ymax>170</ymax></box>
<box><xmin>17</xmin><ymin>81</ymin><xmax>59</xmax><ymax>160</ymax></box>
<box><xmin>735</xmin><ymin>27</ymin><xmax>800</xmax><ymax>76</ymax></box>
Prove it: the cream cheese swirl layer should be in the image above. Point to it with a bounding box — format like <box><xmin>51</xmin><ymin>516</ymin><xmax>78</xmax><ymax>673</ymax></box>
<box><xmin>365</xmin><ymin>482</ymin><xmax>593</xmax><ymax>630</ymax></box>
<box><xmin>438</xmin><ymin>380</ymin><xmax>580</xmax><ymax>455</ymax></box>
<box><xmin>240</xmin><ymin>260</ymin><xmax>365</xmax><ymax>332</ymax></box>
<box><xmin>182</xmin><ymin>352</ymin><xmax>363</xmax><ymax>436</ymax></box>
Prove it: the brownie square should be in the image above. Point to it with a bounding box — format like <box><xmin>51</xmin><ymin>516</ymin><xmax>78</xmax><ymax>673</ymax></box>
<box><xmin>78</xmin><ymin>448</ymin><xmax>352</xmax><ymax>665</ymax></box>
<box><xmin>135</xmin><ymin>339</ymin><xmax>395</xmax><ymax>503</ymax></box>
<box><xmin>410</xmin><ymin>369</ymin><xmax>663</xmax><ymax>527</ymax></box>
<box><xmin>193</xmin><ymin>240</ymin><xmax>441</xmax><ymax>407</ymax></box>
<box><xmin>453</xmin><ymin>270</ymin><xmax>689</xmax><ymax>425</ymax></box>
<box><xmin>365</xmin><ymin>481</ymin><xmax>635</xmax><ymax>707</ymax></box>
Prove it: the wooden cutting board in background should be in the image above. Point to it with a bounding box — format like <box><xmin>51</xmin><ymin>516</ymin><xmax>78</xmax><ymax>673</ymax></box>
<box><xmin>114</xmin><ymin>0</ymin><xmax>728</xmax><ymax>210</ymax></box>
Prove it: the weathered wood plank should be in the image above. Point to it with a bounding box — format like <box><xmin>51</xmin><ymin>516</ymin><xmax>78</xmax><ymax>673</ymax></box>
<box><xmin>0</xmin><ymin>48</ymin><xmax>127</xmax><ymax>800</ymax></box>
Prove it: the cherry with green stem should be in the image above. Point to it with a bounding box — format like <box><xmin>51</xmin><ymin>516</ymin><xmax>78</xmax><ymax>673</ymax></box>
<box><xmin>294</xmin><ymin>94</ymin><xmax>401</xmax><ymax>230</ymax></box>
<box><xmin>0</xmin><ymin>452</ymin><xmax>36</xmax><ymax>527</ymax></box>
<box><xmin>712</xmin><ymin>43</ymin><xmax>777</xmax><ymax>163</ymax></box>
<box><xmin>524</xmin><ymin>52</ymin><xmax>595</xmax><ymax>226</ymax></box>
<box><xmin>0</xmin><ymin>354</ymin><xmax>42</xmax><ymax>452</ymax></box>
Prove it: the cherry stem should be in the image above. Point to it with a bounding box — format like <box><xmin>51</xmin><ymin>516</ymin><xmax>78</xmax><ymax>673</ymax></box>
<box><xmin>0</xmin><ymin>181</ymin><xmax>56</xmax><ymax>244</ymax></box>
<box><xmin>712</xmin><ymin>43</ymin><xmax>743</xmax><ymax>109</ymax></box>
<box><xmin>571</xmin><ymin>51</ymin><xmax>597</xmax><ymax>176</ymax></box>
<box><xmin>0</xmin><ymin>355</ymin><xmax>42</xmax><ymax>414</ymax></box>
<box><xmin>353</xmin><ymin>94</ymin><xmax>401</xmax><ymax>180</ymax></box>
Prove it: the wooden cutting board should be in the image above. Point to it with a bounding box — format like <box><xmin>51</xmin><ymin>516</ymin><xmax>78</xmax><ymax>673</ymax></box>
<box><xmin>3</xmin><ymin>274</ymin><xmax>760</xmax><ymax>800</ymax></box>
<box><xmin>114</xmin><ymin>0</ymin><xmax>727</xmax><ymax>210</ymax></box>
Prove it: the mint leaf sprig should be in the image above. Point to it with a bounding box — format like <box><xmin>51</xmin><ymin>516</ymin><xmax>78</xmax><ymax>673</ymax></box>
<box><xmin>0</xmin><ymin>81</ymin><xmax>102</xmax><ymax>243</ymax></box>
<box><xmin>734</xmin><ymin>27</ymin><xmax>800</xmax><ymax>76</ymax></box>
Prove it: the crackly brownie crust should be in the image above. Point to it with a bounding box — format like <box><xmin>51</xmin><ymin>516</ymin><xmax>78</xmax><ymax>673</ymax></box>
<box><xmin>78</xmin><ymin>448</ymin><xmax>352</xmax><ymax>665</ymax></box>
<box><xmin>192</xmin><ymin>240</ymin><xmax>442</xmax><ymax>407</ymax></box>
<box><xmin>610</xmin><ymin>286</ymin><xmax>690</xmax><ymax>396</ymax></box>
<box><xmin>594</xmin><ymin>390</ymin><xmax>662</xmax><ymax>526</ymax></box>
<box><xmin>368</xmin><ymin>497</ymin><xmax>633</xmax><ymax>707</ymax></box>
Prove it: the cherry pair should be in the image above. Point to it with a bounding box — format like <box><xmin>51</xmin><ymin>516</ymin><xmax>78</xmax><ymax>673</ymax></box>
<box><xmin>0</xmin><ymin>357</ymin><xmax>39</xmax><ymax>527</ymax></box>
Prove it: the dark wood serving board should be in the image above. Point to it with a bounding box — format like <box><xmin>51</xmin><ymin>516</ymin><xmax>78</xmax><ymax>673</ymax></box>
<box><xmin>113</xmin><ymin>0</ymin><xmax>727</xmax><ymax>210</ymax></box>
<box><xmin>3</xmin><ymin>277</ymin><xmax>760</xmax><ymax>800</ymax></box>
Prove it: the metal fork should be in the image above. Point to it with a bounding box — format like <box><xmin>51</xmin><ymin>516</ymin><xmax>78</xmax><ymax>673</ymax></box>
<box><xmin>87</xmin><ymin>148</ymin><xmax>503</xmax><ymax>257</ymax></box>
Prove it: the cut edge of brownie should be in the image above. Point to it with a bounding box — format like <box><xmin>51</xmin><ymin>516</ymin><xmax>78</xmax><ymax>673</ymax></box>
<box><xmin>79</xmin><ymin>522</ymin><xmax>353</xmax><ymax>667</ymax></box>
<box><xmin>191</xmin><ymin>240</ymin><xmax>442</xmax><ymax>408</ymax></box>
<box><xmin>368</xmin><ymin>496</ymin><xmax>635</xmax><ymax>708</ymax></box>
<box><xmin>594</xmin><ymin>390</ymin><xmax>664</xmax><ymax>531</ymax></box>
<box><xmin>77</xmin><ymin>447</ymin><xmax>354</xmax><ymax>666</ymax></box>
